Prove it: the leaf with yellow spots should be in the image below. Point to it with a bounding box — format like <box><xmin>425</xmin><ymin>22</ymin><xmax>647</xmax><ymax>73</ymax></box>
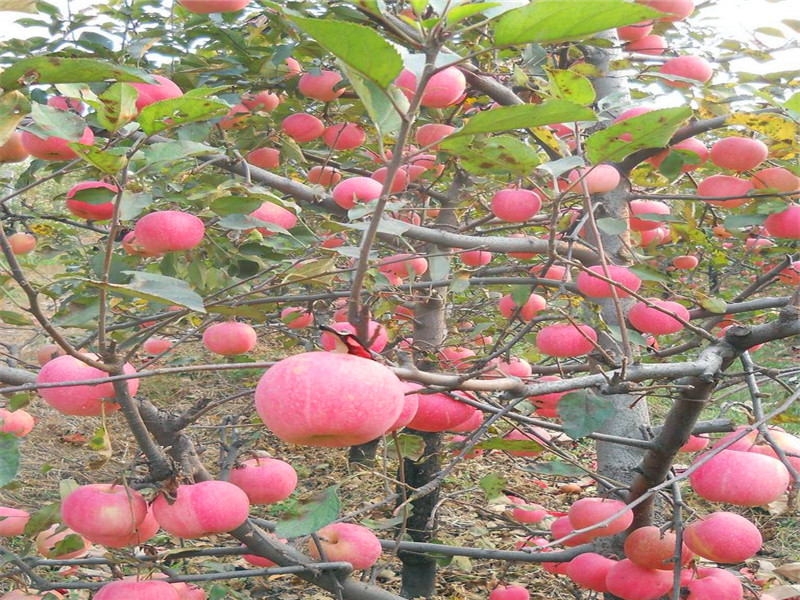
<box><xmin>28</xmin><ymin>223</ymin><xmax>57</xmax><ymax>236</ymax></box>
<box><xmin>728</xmin><ymin>112</ymin><xmax>797</xmax><ymax>143</ymax></box>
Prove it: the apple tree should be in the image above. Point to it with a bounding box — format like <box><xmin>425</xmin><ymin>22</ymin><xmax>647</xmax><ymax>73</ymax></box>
<box><xmin>1</xmin><ymin>1</ymin><xmax>799</xmax><ymax>600</ymax></box>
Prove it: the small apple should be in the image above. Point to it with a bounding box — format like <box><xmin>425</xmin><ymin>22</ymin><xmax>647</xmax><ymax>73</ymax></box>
<box><xmin>202</xmin><ymin>322</ymin><xmax>257</xmax><ymax>355</ymax></box>
<box><xmin>65</xmin><ymin>180</ymin><xmax>118</xmax><ymax>221</ymax></box>
<box><xmin>332</xmin><ymin>177</ymin><xmax>384</xmax><ymax>209</ymax></box>
<box><xmin>489</xmin><ymin>585</ymin><xmax>530</xmax><ymax>600</ymax></box>
<box><xmin>498</xmin><ymin>293</ymin><xmax>547</xmax><ymax>321</ymax></box>
<box><xmin>298</xmin><ymin>70</ymin><xmax>345</xmax><ymax>102</ymax></box>
<box><xmin>35</xmin><ymin>524</ymin><xmax>90</xmax><ymax>559</ymax></box>
<box><xmin>229</xmin><ymin>455</ymin><xmax>298</xmax><ymax>504</ymax></box>
<box><xmin>249</xmin><ymin>201</ymin><xmax>298</xmax><ymax>235</ymax></box>
<box><xmin>0</xmin><ymin>131</ymin><xmax>30</xmax><ymax>163</ymax></box>
<box><xmin>0</xmin><ymin>408</ymin><xmax>35</xmax><ymax>437</ymax></box>
<box><xmin>576</xmin><ymin>265</ymin><xmax>641</xmax><ymax>298</ymax></box>
<box><xmin>0</xmin><ymin>507</ymin><xmax>30</xmax><ymax>536</ymax></box>
<box><xmin>281</xmin><ymin>307</ymin><xmax>314</xmax><ymax>329</ymax></box>
<box><xmin>21</xmin><ymin>127</ymin><xmax>94</xmax><ymax>161</ymax></box>
<box><xmin>281</xmin><ymin>113</ymin><xmax>325</xmax><ymax>143</ymax></box>
<box><xmin>247</xmin><ymin>147</ymin><xmax>280</xmax><ymax>169</ymax></box>
<box><xmin>307</xmin><ymin>522</ymin><xmax>382</xmax><ymax>570</ymax></box>
<box><xmin>7</xmin><ymin>232</ymin><xmax>36</xmax><ymax>255</ymax></box>
<box><xmin>307</xmin><ymin>165</ymin><xmax>342</xmax><ymax>187</ymax></box>
<box><xmin>710</xmin><ymin>137</ymin><xmax>768</xmax><ymax>172</ymax></box>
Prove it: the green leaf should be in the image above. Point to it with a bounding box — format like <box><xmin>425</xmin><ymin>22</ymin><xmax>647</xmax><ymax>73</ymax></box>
<box><xmin>476</xmin><ymin>437</ymin><xmax>544</xmax><ymax>454</ymax></box>
<box><xmin>142</xmin><ymin>140</ymin><xmax>217</xmax><ymax>164</ymax></box>
<box><xmin>523</xmin><ymin>461</ymin><xmax>586</xmax><ymax>477</ymax></box>
<box><xmin>71</xmin><ymin>144</ymin><xmax>127</xmax><ymax>175</ymax></box>
<box><xmin>428</xmin><ymin>254</ymin><xmax>450</xmax><ymax>281</ymax></box>
<box><xmin>449</xmin><ymin>100</ymin><xmax>595</xmax><ymax>139</ymax></box>
<box><xmin>439</xmin><ymin>134</ymin><xmax>541</xmax><ymax>175</ymax></box>
<box><xmin>478</xmin><ymin>473</ymin><xmax>506</xmax><ymax>500</ymax></box>
<box><xmin>557</xmin><ymin>390</ymin><xmax>616</xmax><ymax>439</ymax></box>
<box><xmin>494</xmin><ymin>0</ymin><xmax>662</xmax><ymax>45</ymax></box>
<box><xmin>68</xmin><ymin>186</ymin><xmax>116</xmax><ymax>206</ymax></box>
<box><xmin>275</xmin><ymin>485</ymin><xmax>340</xmax><ymax>539</ymax></box>
<box><xmin>24</xmin><ymin>502</ymin><xmax>61</xmax><ymax>536</ymax></box>
<box><xmin>0</xmin><ymin>57</ymin><xmax>153</xmax><ymax>90</ymax></box>
<box><xmin>0</xmin><ymin>91</ymin><xmax>31</xmax><ymax>145</ymax></box>
<box><xmin>343</xmin><ymin>67</ymin><xmax>407</xmax><ymax>136</ymax></box>
<box><xmin>0</xmin><ymin>433</ymin><xmax>20</xmax><ymax>487</ymax></box>
<box><xmin>92</xmin><ymin>272</ymin><xmax>206</xmax><ymax>313</ymax></box>
<box><xmin>138</xmin><ymin>97</ymin><xmax>229</xmax><ymax>135</ymax></box>
<box><xmin>386</xmin><ymin>433</ymin><xmax>426</xmax><ymax>461</ymax></box>
<box><xmin>510</xmin><ymin>284</ymin><xmax>530</xmax><ymax>308</ymax></box>
<box><xmin>210</xmin><ymin>196</ymin><xmax>264</xmax><ymax>217</ymax></box>
<box><xmin>446</xmin><ymin>2</ymin><xmax>501</xmax><ymax>25</ymax></box>
<box><xmin>785</xmin><ymin>92</ymin><xmax>800</xmax><ymax>113</ymax></box>
<box><xmin>51</xmin><ymin>533</ymin><xmax>86</xmax><ymax>557</ymax></box>
<box><xmin>217</xmin><ymin>213</ymin><xmax>287</xmax><ymax>233</ymax></box>
<box><xmin>119</xmin><ymin>192</ymin><xmax>153</xmax><ymax>221</ymax></box>
<box><xmin>92</xmin><ymin>82</ymin><xmax>139</xmax><ymax>132</ymax></box>
<box><xmin>629</xmin><ymin>264</ymin><xmax>671</xmax><ymax>283</ymax></box>
<box><xmin>27</xmin><ymin>102</ymin><xmax>86</xmax><ymax>141</ymax></box>
<box><xmin>0</xmin><ymin>310</ymin><xmax>32</xmax><ymax>325</ymax></box>
<box><xmin>288</xmin><ymin>17</ymin><xmax>403</xmax><ymax>87</ymax></box>
<box><xmin>724</xmin><ymin>213</ymin><xmax>767</xmax><ymax>229</ymax></box>
<box><xmin>700</xmin><ymin>297</ymin><xmax>727</xmax><ymax>314</ymax></box>
<box><xmin>546</xmin><ymin>68</ymin><xmax>596</xmax><ymax>105</ymax></box>
<box><xmin>596</xmin><ymin>217</ymin><xmax>628</xmax><ymax>235</ymax></box>
<box><xmin>584</xmin><ymin>106</ymin><xmax>692</xmax><ymax>163</ymax></box>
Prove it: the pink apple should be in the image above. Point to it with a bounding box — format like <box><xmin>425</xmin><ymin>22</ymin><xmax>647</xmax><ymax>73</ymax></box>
<box><xmin>94</xmin><ymin>580</ymin><xmax>180</xmax><ymax>600</ymax></box>
<box><xmin>629</xmin><ymin>200</ymin><xmax>669</xmax><ymax>231</ymax></box>
<box><xmin>65</xmin><ymin>180</ymin><xmax>118</xmax><ymax>221</ymax></box>
<box><xmin>415</xmin><ymin>123</ymin><xmax>455</xmax><ymax>149</ymax></box>
<box><xmin>322</xmin><ymin>123</ymin><xmax>365</xmax><ymax>150</ymax></box>
<box><xmin>307</xmin><ymin>522</ymin><xmax>382</xmax><ymax>570</ymax></box>
<box><xmin>332</xmin><ymin>176</ymin><xmax>384</xmax><ymax>209</ymax></box>
<box><xmin>623</xmin><ymin>525</ymin><xmax>694</xmax><ymax>570</ymax></box>
<box><xmin>448</xmin><ymin>408</ymin><xmax>483</xmax><ymax>432</ymax></box>
<box><xmin>566</xmin><ymin>552</ymin><xmax>616</xmax><ymax>592</ymax></box>
<box><xmin>697</xmin><ymin>175</ymin><xmax>754</xmax><ymax>208</ymax></box>
<box><xmin>685</xmin><ymin>567</ymin><xmax>744</xmax><ymax>600</ymax></box>
<box><xmin>202</xmin><ymin>322</ymin><xmax>257</xmax><ymax>355</ymax></box>
<box><xmin>128</xmin><ymin>74</ymin><xmax>183</xmax><ymax>111</ymax></box>
<box><xmin>378</xmin><ymin>253</ymin><xmax>428</xmax><ymax>279</ymax></box>
<box><xmin>764</xmin><ymin>204</ymin><xmax>800</xmax><ymax>239</ymax></box>
<box><xmin>307</xmin><ymin>165</ymin><xmax>342</xmax><ymax>187</ymax></box>
<box><xmin>7</xmin><ymin>232</ymin><xmax>36</xmax><ymax>255</ymax></box>
<box><xmin>507</xmin><ymin>496</ymin><xmax>547</xmax><ymax>524</ymax></box>
<box><xmin>178</xmin><ymin>0</ymin><xmax>249</xmax><ymax>13</ymax></box>
<box><xmin>568</xmin><ymin>165</ymin><xmax>621</xmax><ymax>194</ymax></box>
<box><xmin>673</xmin><ymin>255</ymin><xmax>699</xmax><ymax>270</ymax></box>
<box><xmin>528</xmin><ymin>375</ymin><xmax>567</xmax><ymax>417</ymax></box>
<box><xmin>386</xmin><ymin>382</ymin><xmax>420</xmax><ymax>432</ymax></box>
<box><xmin>36</xmin><ymin>353</ymin><xmax>139</xmax><ymax>416</ymax></box>
<box><xmin>21</xmin><ymin>127</ymin><xmax>94</xmax><ymax>161</ymax></box>
<box><xmin>255</xmin><ymin>351</ymin><xmax>404</xmax><ymax>446</ymax></box>
<box><xmin>153</xmin><ymin>480</ymin><xmax>250</xmax><ymax>538</ymax></box>
<box><xmin>319</xmin><ymin>320</ymin><xmax>388</xmax><ymax>353</ymax></box>
<box><xmin>0</xmin><ymin>507</ymin><xmax>30</xmax><ymax>536</ymax></box>
<box><xmin>659</xmin><ymin>55</ymin><xmax>713</xmax><ymax>87</ymax></box>
<box><xmin>489</xmin><ymin>585</ymin><xmax>530</xmax><ymax>600</ymax></box>
<box><xmin>490</xmin><ymin>188</ymin><xmax>543</xmax><ymax>223</ymax></box>
<box><xmin>247</xmin><ymin>147</ymin><xmax>280</xmax><ymax>169</ymax></box>
<box><xmin>281</xmin><ymin>307</ymin><xmax>314</xmax><ymax>329</ymax></box>
<box><xmin>0</xmin><ymin>408</ymin><xmax>34</xmax><ymax>437</ymax></box>
<box><xmin>710</xmin><ymin>137</ymin><xmax>768</xmax><ymax>172</ymax></box>
<box><xmin>36</xmin><ymin>344</ymin><xmax>65</xmax><ymax>366</ymax></box>
<box><xmin>281</xmin><ymin>113</ymin><xmax>325</xmax><ymax>142</ymax></box>
<box><xmin>576</xmin><ymin>265</ymin><xmax>641</xmax><ymax>298</ymax></box>
<box><xmin>242</xmin><ymin>534</ymin><xmax>287</xmax><ymax>567</ymax></box>
<box><xmin>448</xmin><ymin>435</ymin><xmax>483</xmax><ymax>459</ymax></box>
<box><xmin>229</xmin><ymin>455</ymin><xmax>298</xmax><ymax>504</ymax></box>
<box><xmin>684</xmin><ymin>511</ymin><xmax>762</xmax><ymax>563</ymax></box>
<box><xmin>419</xmin><ymin>67</ymin><xmax>467</xmax><ymax>108</ymax></box>
<box><xmin>568</xmin><ymin>497</ymin><xmax>633</xmax><ymax>538</ymax></box>
<box><xmin>495</xmin><ymin>357</ymin><xmax>532</xmax><ymax>378</ymax></box>
<box><xmin>249</xmin><ymin>201</ymin><xmax>298</xmax><ymax>235</ymax></box>
<box><xmin>498</xmin><ymin>293</ymin><xmax>546</xmax><ymax>321</ymax></box>
<box><xmin>689</xmin><ymin>449</ymin><xmax>790</xmax><ymax>506</ymax></box>
<box><xmin>143</xmin><ymin>337</ymin><xmax>172</xmax><ymax>355</ymax></box>
<box><xmin>406</xmin><ymin>391</ymin><xmax>476</xmax><ymax>433</ymax></box>
<box><xmin>650</xmin><ymin>137</ymin><xmax>708</xmax><ymax>171</ymax></box>
<box><xmin>460</xmin><ymin>249</ymin><xmax>492</xmax><ymax>267</ymax></box>
<box><xmin>35</xmin><ymin>524</ymin><xmax>90</xmax><ymax>558</ymax></box>
<box><xmin>752</xmin><ymin>167</ymin><xmax>800</xmax><ymax>192</ymax></box>
<box><xmin>536</xmin><ymin>323</ymin><xmax>597</xmax><ymax>357</ymax></box>
<box><xmin>605</xmin><ymin>559</ymin><xmax>673</xmax><ymax>600</ymax></box>
<box><xmin>371</xmin><ymin>166</ymin><xmax>409</xmax><ymax>193</ymax></box>
<box><xmin>62</xmin><ymin>483</ymin><xmax>151</xmax><ymax>546</ymax></box>
<box><xmin>625</xmin><ymin>34</ymin><xmax>667</xmax><ymax>55</ymax></box>
<box><xmin>617</xmin><ymin>22</ymin><xmax>653</xmax><ymax>42</ymax></box>
<box><xmin>241</xmin><ymin>91</ymin><xmax>280</xmax><ymax>112</ymax></box>
<box><xmin>628</xmin><ymin>299</ymin><xmax>690</xmax><ymax>335</ymax></box>
<box><xmin>298</xmin><ymin>70</ymin><xmax>345</xmax><ymax>102</ymax></box>
<box><xmin>636</xmin><ymin>0</ymin><xmax>694</xmax><ymax>21</ymax></box>
<box><xmin>133</xmin><ymin>210</ymin><xmax>205</xmax><ymax>253</ymax></box>
<box><xmin>550</xmin><ymin>515</ymin><xmax>596</xmax><ymax>547</ymax></box>
<box><xmin>679</xmin><ymin>434</ymin><xmax>710</xmax><ymax>453</ymax></box>
<box><xmin>439</xmin><ymin>346</ymin><xmax>476</xmax><ymax>371</ymax></box>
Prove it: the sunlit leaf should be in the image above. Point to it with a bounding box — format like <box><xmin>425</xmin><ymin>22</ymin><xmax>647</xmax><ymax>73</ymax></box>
<box><xmin>0</xmin><ymin>91</ymin><xmax>31</xmax><ymax>145</ymax></box>
<box><xmin>91</xmin><ymin>272</ymin><xmax>206</xmax><ymax>313</ymax></box>
<box><xmin>0</xmin><ymin>57</ymin><xmax>153</xmax><ymax>90</ymax></box>
<box><xmin>449</xmin><ymin>101</ymin><xmax>595</xmax><ymax>139</ymax></box>
<box><xmin>138</xmin><ymin>97</ymin><xmax>229</xmax><ymax>135</ymax></box>
<box><xmin>275</xmin><ymin>486</ymin><xmax>340</xmax><ymax>539</ymax></box>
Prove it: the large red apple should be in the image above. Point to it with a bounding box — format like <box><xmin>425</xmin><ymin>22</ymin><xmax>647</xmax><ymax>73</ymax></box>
<box><xmin>697</xmin><ymin>175</ymin><xmax>754</xmax><ymax>208</ymax></box>
<box><xmin>202</xmin><ymin>322</ymin><xmax>257</xmax><ymax>355</ymax></box>
<box><xmin>490</xmin><ymin>188</ymin><xmax>542</xmax><ymax>223</ymax></box>
<box><xmin>629</xmin><ymin>200</ymin><xmax>670</xmax><ymax>231</ymax></box>
<box><xmin>659</xmin><ymin>55</ymin><xmax>713</xmax><ymax>87</ymax></box>
<box><xmin>228</xmin><ymin>455</ymin><xmax>298</xmax><ymax>504</ymax></box>
<box><xmin>298</xmin><ymin>70</ymin><xmax>345</xmax><ymax>102</ymax></box>
<box><xmin>685</xmin><ymin>567</ymin><xmax>744</xmax><ymax>600</ymax></box>
<box><xmin>378</xmin><ymin>253</ymin><xmax>428</xmax><ymax>280</ymax></box>
<box><xmin>152</xmin><ymin>480</ymin><xmax>250</xmax><ymax>538</ymax></box>
<box><xmin>623</xmin><ymin>525</ymin><xmax>694</xmax><ymax>570</ymax></box>
<box><xmin>21</xmin><ymin>127</ymin><xmax>94</xmax><ymax>161</ymax></box>
<box><xmin>0</xmin><ymin>408</ymin><xmax>34</xmax><ymax>437</ymax></box>
<box><xmin>249</xmin><ymin>202</ymin><xmax>298</xmax><ymax>235</ymax></box>
<box><xmin>61</xmin><ymin>483</ymin><xmax>150</xmax><ymax>546</ymax></box>
<box><xmin>420</xmin><ymin>67</ymin><xmax>467</xmax><ymax>108</ymax></box>
<box><xmin>322</xmin><ymin>123</ymin><xmax>365</xmax><ymax>150</ymax></box>
<box><xmin>178</xmin><ymin>0</ymin><xmax>249</xmax><ymax>13</ymax></box>
<box><xmin>549</xmin><ymin>515</ymin><xmax>596</xmax><ymax>547</ymax></box>
<box><xmin>576</xmin><ymin>265</ymin><xmax>641</xmax><ymax>298</ymax></box>
<box><xmin>133</xmin><ymin>210</ymin><xmax>205</xmax><ymax>254</ymax></box>
<box><xmin>307</xmin><ymin>522</ymin><xmax>382</xmax><ymax>570</ymax></box>
<box><xmin>764</xmin><ymin>204</ymin><xmax>800</xmax><ymax>239</ymax></box>
<box><xmin>406</xmin><ymin>391</ymin><xmax>476</xmax><ymax>433</ymax></box>
<box><xmin>386</xmin><ymin>382</ymin><xmax>420</xmax><ymax>432</ymax></box>
<box><xmin>689</xmin><ymin>449</ymin><xmax>790</xmax><ymax>506</ymax></box>
<box><xmin>568</xmin><ymin>165</ymin><xmax>620</xmax><ymax>194</ymax></box>
<box><xmin>605</xmin><ymin>559</ymin><xmax>673</xmax><ymax>600</ymax></box>
<box><xmin>0</xmin><ymin>507</ymin><xmax>30</xmax><ymax>536</ymax></box>
<box><xmin>281</xmin><ymin>113</ymin><xmax>325</xmax><ymax>142</ymax></box>
<box><xmin>128</xmin><ymin>74</ymin><xmax>183</xmax><ymax>111</ymax></box>
<box><xmin>566</xmin><ymin>552</ymin><xmax>616</xmax><ymax>592</ymax></box>
<box><xmin>628</xmin><ymin>299</ymin><xmax>690</xmax><ymax>335</ymax></box>
<box><xmin>536</xmin><ymin>323</ymin><xmax>597</xmax><ymax>357</ymax></box>
<box><xmin>94</xmin><ymin>580</ymin><xmax>180</xmax><ymax>600</ymax></box>
<box><xmin>710</xmin><ymin>137</ymin><xmax>768</xmax><ymax>172</ymax></box>
<box><xmin>752</xmin><ymin>167</ymin><xmax>800</xmax><ymax>192</ymax></box>
<box><xmin>568</xmin><ymin>497</ymin><xmax>633</xmax><ymax>538</ymax></box>
<box><xmin>683</xmin><ymin>512</ymin><xmax>762</xmax><ymax>563</ymax></box>
<box><xmin>255</xmin><ymin>352</ymin><xmax>404</xmax><ymax>446</ymax></box>
<box><xmin>36</xmin><ymin>353</ymin><xmax>139</xmax><ymax>416</ymax></box>
<box><xmin>332</xmin><ymin>176</ymin><xmax>384</xmax><ymax>209</ymax></box>
<box><xmin>247</xmin><ymin>147</ymin><xmax>280</xmax><ymax>169</ymax></box>
<box><xmin>65</xmin><ymin>180</ymin><xmax>118</xmax><ymax>221</ymax></box>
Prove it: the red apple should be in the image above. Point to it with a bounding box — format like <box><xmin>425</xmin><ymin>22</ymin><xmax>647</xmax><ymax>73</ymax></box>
<box><xmin>568</xmin><ymin>164</ymin><xmax>621</xmax><ymax>194</ymax></box>
<box><xmin>35</xmin><ymin>524</ymin><xmax>90</xmax><ymax>559</ymax></box>
<box><xmin>62</xmin><ymin>484</ymin><xmax>151</xmax><ymax>546</ymax></box>
<box><xmin>489</xmin><ymin>585</ymin><xmax>530</xmax><ymax>600</ymax></box>
<box><xmin>307</xmin><ymin>165</ymin><xmax>342</xmax><ymax>187</ymax></box>
<box><xmin>683</xmin><ymin>512</ymin><xmax>762</xmax><ymax>563</ymax></box>
<box><xmin>36</xmin><ymin>344</ymin><xmax>65</xmax><ymax>366</ymax></box>
<box><xmin>298</xmin><ymin>70</ymin><xmax>345</xmax><ymax>102</ymax></box>
<box><xmin>550</xmin><ymin>515</ymin><xmax>596</xmax><ymax>547</ymax></box>
<box><xmin>697</xmin><ymin>175</ymin><xmax>754</xmax><ymax>208</ymax></box>
<box><xmin>495</xmin><ymin>356</ymin><xmax>532</xmax><ymax>378</ymax></box>
<box><xmin>0</xmin><ymin>507</ymin><xmax>30</xmax><ymax>536</ymax></box>
<box><xmin>672</xmin><ymin>255</ymin><xmax>699</xmax><ymax>270</ymax></box>
<box><xmin>406</xmin><ymin>391</ymin><xmax>476</xmax><ymax>433</ymax></box>
<box><xmin>255</xmin><ymin>351</ymin><xmax>404</xmax><ymax>446</ymax></box>
<box><xmin>498</xmin><ymin>293</ymin><xmax>546</xmax><ymax>321</ymax></box>
<box><xmin>624</xmin><ymin>525</ymin><xmax>694</xmax><ymax>570</ymax></box>
<box><xmin>536</xmin><ymin>323</ymin><xmax>597</xmax><ymax>357</ymax></box>
<box><xmin>605</xmin><ymin>559</ymin><xmax>673</xmax><ymax>600</ymax></box>
<box><xmin>685</xmin><ymin>567</ymin><xmax>744</xmax><ymax>600</ymax></box>
<box><xmin>65</xmin><ymin>180</ymin><xmax>118</xmax><ymax>221</ymax></box>
<box><xmin>332</xmin><ymin>176</ymin><xmax>384</xmax><ymax>209</ymax></box>
<box><xmin>371</xmin><ymin>166</ymin><xmax>409</xmax><ymax>193</ymax></box>
<box><xmin>133</xmin><ymin>210</ymin><xmax>205</xmax><ymax>253</ymax></box>
<box><xmin>460</xmin><ymin>249</ymin><xmax>492</xmax><ymax>267</ymax></box>
<box><xmin>659</xmin><ymin>55</ymin><xmax>713</xmax><ymax>87</ymax></box>
<box><xmin>636</xmin><ymin>0</ymin><xmax>694</xmax><ymax>21</ymax></box>
<box><xmin>322</xmin><ymin>123</ymin><xmax>365</xmax><ymax>150</ymax></box>
<box><xmin>21</xmin><ymin>127</ymin><xmax>94</xmax><ymax>161</ymax></box>
<box><xmin>415</xmin><ymin>123</ymin><xmax>455</xmax><ymax>149</ymax></box>
<box><xmin>710</xmin><ymin>137</ymin><xmax>768</xmax><ymax>172</ymax></box>
<box><xmin>576</xmin><ymin>265</ymin><xmax>641</xmax><ymax>298</ymax></box>
<box><xmin>566</xmin><ymin>552</ymin><xmax>617</xmax><ymax>592</ymax></box>
<box><xmin>490</xmin><ymin>188</ymin><xmax>543</xmax><ymax>223</ymax></box>
<box><xmin>378</xmin><ymin>253</ymin><xmax>428</xmax><ymax>279</ymax></box>
<box><xmin>617</xmin><ymin>22</ymin><xmax>653</xmax><ymax>42</ymax></box>
<box><xmin>153</xmin><ymin>480</ymin><xmax>250</xmax><ymax>538</ymax></box>
<box><xmin>679</xmin><ymin>434</ymin><xmax>710</xmax><ymax>453</ymax></box>
<box><xmin>229</xmin><ymin>455</ymin><xmax>298</xmax><ymax>504</ymax></box>
<box><xmin>629</xmin><ymin>200</ymin><xmax>670</xmax><ymax>231</ymax></box>
<box><xmin>143</xmin><ymin>337</ymin><xmax>172</xmax><ymax>355</ymax></box>
<box><xmin>650</xmin><ymin>137</ymin><xmax>708</xmax><ymax>171</ymax></box>
<box><xmin>628</xmin><ymin>299</ymin><xmax>690</xmax><ymax>335</ymax></box>
<box><xmin>568</xmin><ymin>497</ymin><xmax>633</xmax><ymax>538</ymax></box>
<box><xmin>36</xmin><ymin>353</ymin><xmax>139</xmax><ymax>416</ymax></box>
<box><xmin>764</xmin><ymin>204</ymin><xmax>800</xmax><ymax>239</ymax></box>
<box><xmin>94</xmin><ymin>580</ymin><xmax>180</xmax><ymax>600</ymax></box>
<box><xmin>386</xmin><ymin>382</ymin><xmax>420</xmax><ymax>432</ymax></box>
<box><xmin>320</xmin><ymin>320</ymin><xmax>388</xmax><ymax>353</ymax></box>
<box><xmin>281</xmin><ymin>113</ymin><xmax>325</xmax><ymax>143</ymax></box>
<box><xmin>247</xmin><ymin>147</ymin><xmax>280</xmax><ymax>169</ymax></box>
<box><xmin>281</xmin><ymin>307</ymin><xmax>314</xmax><ymax>329</ymax></box>
<box><xmin>307</xmin><ymin>522</ymin><xmax>382</xmax><ymax>570</ymax></box>
<box><xmin>420</xmin><ymin>67</ymin><xmax>467</xmax><ymax>108</ymax></box>
<box><xmin>624</xmin><ymin>34</ymin><xmax>667</xmax><ymax>55</ymax></box>
<box><xmin>507</xmin><ymin>496</ymin><xmax>547</xmax><ymax>524</ymax></box>
<box><xmin>528</xmin><ymin>375</ymin><xmax>567</xmax><ymax>417</ymax></box>
<box><xmin>241</xmin><ymin>91</ymin><xmax>280</xmax><ymax>112</ymax></box>
<box><xmin>439</xmin><ymin>346</ymin><xmax>476</xmax><ymax>371</ymax></box>
<box><xmin>752</xmin><ymin>167</ymin><xmax>800</xmax><ymax>192</ymax></box>
<box><xmin>178</xmin><ymin>0</ymin><xmax>249</xmax><ymax>13</ymax></box>
<box><xmin>0</xmin><ymin>131</ymin><xmax>30</xmax><ymax>163</ymax></box>
<box><xmin>202</xmin><ymin>322</ymin><xmax>257</xmax><ymax>355</ymax></box>
<box><xmin>689</xmin><ymin>449</ymin><xmax>790</xmax><ymax>506</ymax></box>
<box><xmin>249</xmin><ymin>201</ymin><xmax>298</xmax><ymax>235</ymax></box>
<box><xmin>0</xmin><ymin>408</ymin><xmax>34</xmax><ymax>437</ymax></box>
<box><xmin>128</xmin><ymin>74</ymin><xmax>183</xmax><ymax>111</ymax></box>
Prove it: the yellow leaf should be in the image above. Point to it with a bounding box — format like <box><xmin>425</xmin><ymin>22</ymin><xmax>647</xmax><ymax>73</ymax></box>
<box><xmin>728</xmin><ymin>112</ymin><xmax>798</xmax><ymax>143</ymax></box>
<box><xmin>0</xmin><ymin>0</ymin><xmax>36</xmax><ymax>12</ymax></box>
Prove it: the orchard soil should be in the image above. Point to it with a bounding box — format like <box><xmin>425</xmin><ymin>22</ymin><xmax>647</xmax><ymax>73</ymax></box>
<box><xmin>2</xmin><ymin>321</ymin><xmax>800</xmax><ymax>598</ymax></box>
